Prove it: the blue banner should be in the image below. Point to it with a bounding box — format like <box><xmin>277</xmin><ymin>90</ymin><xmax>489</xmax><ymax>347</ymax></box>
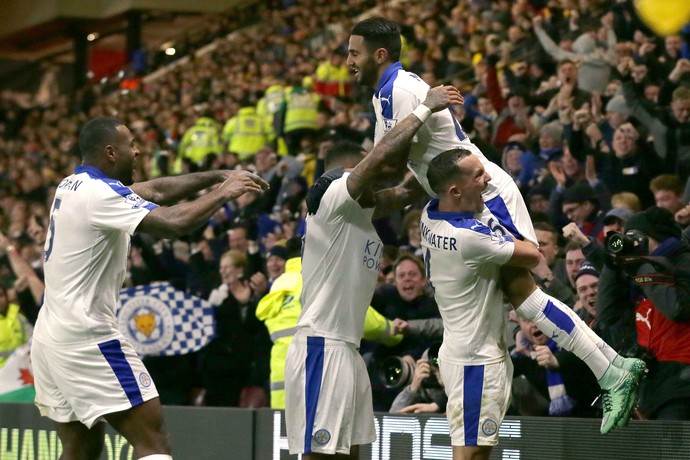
<box><xmin>117</xmin><ymin>282</ymin><xmax>215</xmax><ymax>357</ymax></box>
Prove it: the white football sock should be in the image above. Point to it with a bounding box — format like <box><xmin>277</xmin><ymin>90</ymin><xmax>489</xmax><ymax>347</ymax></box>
<box><xmin>515</xmin><ymin>288</ymin><xmax>611</xmax><ymax>380</ymax></box>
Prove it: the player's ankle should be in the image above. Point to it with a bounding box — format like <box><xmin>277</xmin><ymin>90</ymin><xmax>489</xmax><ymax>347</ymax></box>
<box><xmin>598</xmin><ymin>365</ymin><xmax>625</xmax><ymax>390</ymax></box>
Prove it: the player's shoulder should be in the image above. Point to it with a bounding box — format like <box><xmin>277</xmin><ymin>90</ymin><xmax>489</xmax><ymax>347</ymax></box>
<box><xmin>423</xmin><ymin>203</ymin><xmax>487</xmax><ymax>234</ymax></box>
<box><xmin>446</xmin><ymin>218</ymin><xmax>492</xmax><ymax>236</ymax></box>
<box><xmin>395</xmin><ymin>70</ymin><xmax>430</xmax><ymax>91</ymax></box>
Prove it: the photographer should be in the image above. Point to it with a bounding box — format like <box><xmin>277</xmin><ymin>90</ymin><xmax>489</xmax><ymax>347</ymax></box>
<box><xmin>389</xmin><ymin>344</ymin><xmax>446</xmax><ymax>414</ymax></box>
<box><xmin>598</xmin><ymin>206</ymin><xmax>690</xmax><ymax>420</ymax></box>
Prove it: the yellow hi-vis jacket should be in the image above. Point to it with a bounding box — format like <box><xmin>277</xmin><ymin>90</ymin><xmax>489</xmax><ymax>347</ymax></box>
<box><xmin>0</xmin><ymin>304</ymin><xmax>30</xmax><ymax>369</ymax></box>
<box><xmin>221</xmin><ymin>107</ymin><xmax>268</xmax><ymax>160</ymax></box>
<box><xmin>255</xmin><ymin>257</ymin><xmax>402</xmax><ymax>409</ymax></box>
<box><xmin>174</xmin><ymin>117</ymin><xmax>222</xmax><ymax>173</ymax></box>
<box><xmin>282</xmin><ymin>87</ymin><xmax>320</xmax><ymax>134</ymax></box>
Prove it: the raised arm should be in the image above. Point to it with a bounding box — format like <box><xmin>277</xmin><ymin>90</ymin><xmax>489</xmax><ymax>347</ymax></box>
<box><xmin>346</xmin><ymin>85</ymin><xmax>463</xmax><ymax>200</ymax></box>
<box><xmin>372</xmin><ymin>174</ymin><xmax>427</xmax><ymax>219</ymax></box>
<box><xmin>136</xmin><ymin>171</ymin><xmax>267</xmax><ymax>239</ymax></box>
<box><xmin>0</xmin><ymin>231</ymin><xmax>44</xmax><ymax>305</ymax></box>
<box><xmin>131</xmin><ymin>170</ymin><xmax>269</xmax><ymax>205</ymax></box>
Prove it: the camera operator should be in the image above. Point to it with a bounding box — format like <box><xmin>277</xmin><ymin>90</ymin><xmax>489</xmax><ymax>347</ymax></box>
<box><xmin>598</xmin><ymin>206</ymin><xmax>690</xmax><ymax>420</ymax></box>
<box><xmin>389</xmin><ymin>343</ymin><xmax>446</xmax><ymax>414</ymax></box>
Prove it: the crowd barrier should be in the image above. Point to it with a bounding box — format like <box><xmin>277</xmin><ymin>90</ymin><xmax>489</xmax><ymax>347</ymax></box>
<box><xmin>1</xmin><ymin>403</ymin><xmax>689</xmax><ymax>459</ymax></box>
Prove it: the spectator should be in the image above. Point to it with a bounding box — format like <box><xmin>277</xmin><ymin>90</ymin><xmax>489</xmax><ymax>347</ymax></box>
<box><xmin>557</xmin><ymin>182</ymin><xmax>608</xmax><ymax>237</ymax></box>
<box><xmin>573</xmin><ymin>262</ymin><xmax>600</xmax><ymax>326</ymax></box>
<box><xmin>610</xmin><ymin>191</ymin><xmax>642</xmax><ymax>213</ymax></box>
<box><xmin>511</xmin><ymin>315</ymin><xmax>601</xmax><ymax>418</ymax></box>
<box><xmin>531</xmin><ymin>221</ymin><xmax>576</xmax><ymax>307</ymax></box>
<box><xmin>221</xmin><ymin>96</ymin><xmax>270</xmax><ymax>162</ymax></box>
<box><xmin>650</xmin><ymin>174</ymin><xmax>685</xmax><ymax>215</ymax></box>
<box><xmin>598</xmin><ymin>207</ymin><xmax>690</xmax><ymax>420</ymax></box>
<box><xmin>564</xmin><ymin>241</ymin><xmax>587</xmax><ymax>290</ymax></box>
<box><xmin>599</xmin><ymin>95</ymin><xmax>631</xmax><ymax>149</ymax></box>
<box><xmin>619</xmin><ymin>58</ymin><xmax>690</xmax><ymax>179</ymax></box>
<box><xmin>398</xmin><ymin>210</ymin><xmax>423</xmax><ymax>257</ymax></box>
<box><xmin>201</xmin><ymin>250</ymin><xmax>271</xmax><ymax>407</ymax></box>
<box><xmin>389</xmin><ymin>345</ymin><xmax>445</xmax><ymax>414</ymax></box>
<box><xmin>175</xmin><ymin>113</ymin><xmax>222</xmax><ymax>173</ymax></box>
<box><xmin>0</xmin><ymin>284</ymin><xmax>32</xmax><ymax>369</ymax></box>
<box><xmin>265</xmin><ymin>243</ymin><xmax>288</xmax><ymax>285</ymax></box>
<box><xmin>369</xmin><ymin>254</ymin><xmax>440</xmax><ymax>411</ymax></box>
<box><xmin>532</xmin><ymin>14</ymin><xmax>617</xmax><ymax>94</ymax></box>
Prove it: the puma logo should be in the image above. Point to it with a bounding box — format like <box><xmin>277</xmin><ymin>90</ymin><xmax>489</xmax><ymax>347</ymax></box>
<box><xmin>636</xmin><ymin>308</ymin><xmax>652</xmax><ymax>330</ymax></box>
<box><xmin>379</xmin><ymin>95</ymin><xmax>391</xmax><ymax>105</ymax></box>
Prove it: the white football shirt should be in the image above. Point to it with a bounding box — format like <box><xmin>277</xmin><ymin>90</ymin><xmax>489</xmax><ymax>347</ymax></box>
<box><xmin>372</xmin><ymin>62</ymin><xmax>537</xmax><ymax>244</ymax></box>
<box><xmin>421</xmin><ymin>200</ymin><xmax>514</xmax><ymax>365</ymax></box>
<box><xmin>373</xmin><ymin>62</ymin><xmax>507</xmax><ymax>202</ymax></box>
<box><xmin>34</xmin><ymin>165</ymin><xmax>158</xmax><ymax>344</ymax></box>
<box><xmin>298</xmin><ymin>172</ymin><xmax>382</xmax><ymax>346</ymax></box>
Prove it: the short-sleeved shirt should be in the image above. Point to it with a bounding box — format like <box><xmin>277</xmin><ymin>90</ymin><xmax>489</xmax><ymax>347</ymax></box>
<box><xmin>372</xmin><ymin>62</ymin><xmax>538</xmax><ymax>245</ymax></box>
<box><xmin>298</xmin><ymin>173</ymin><xmax>382</xmax><ymax>346</ymax></box>
<box><xmin>373</xmin><ymin>62</ymin><xmax>509</xmax><ymax>202</ymax></box>
<box><xmin>34</xmin><ymin>165</ymin><xmax>158</xmax><ymax>345</ymax></box>
<box><xmin>421</xmin><ymin>200</ymin><xmax>514</xmax><ymax>365</ymax></box>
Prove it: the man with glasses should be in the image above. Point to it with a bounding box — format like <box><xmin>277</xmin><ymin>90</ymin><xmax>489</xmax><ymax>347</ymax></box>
<box><xmin>560</xmin><ymin>182</ymin><xmax>607</xmax><ymax>238</ymax></box>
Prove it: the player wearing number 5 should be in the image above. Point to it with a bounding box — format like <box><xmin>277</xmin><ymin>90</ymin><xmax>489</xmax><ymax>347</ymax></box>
<box><xmin>32</xmin><ymin>117</ymin><xmax>268</xmax><ymax>460</ymax></box>
<box><xmin>420</xmin><ymin>149</ymin><xmax>541</xmax><ymax>460</ymax></box>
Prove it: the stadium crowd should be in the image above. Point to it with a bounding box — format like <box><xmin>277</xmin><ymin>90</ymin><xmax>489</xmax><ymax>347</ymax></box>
<box><xmin>1</xmin><ymin>0</ymin><xmax>689</xmax><ymax>422</ymax></box>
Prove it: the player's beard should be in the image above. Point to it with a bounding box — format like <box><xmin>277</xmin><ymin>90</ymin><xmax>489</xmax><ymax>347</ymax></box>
<box><xmin>357</xmin><ymin>57</ymin><xmax>379</xmax><ymax>87</ymax></box>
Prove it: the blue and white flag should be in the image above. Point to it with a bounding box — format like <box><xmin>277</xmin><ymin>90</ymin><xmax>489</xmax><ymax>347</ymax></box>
<box><xmin>117</xmin><ymin>282</ymin><xmax>215</xmax><ymax>357</ymax></box>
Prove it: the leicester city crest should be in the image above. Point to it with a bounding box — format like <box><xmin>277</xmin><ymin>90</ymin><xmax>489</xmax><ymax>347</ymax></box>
<box><xmin>118</xmin><ymin>294</ymin><xmax>175</xmax><ymax>355</ymax></box>
<box><xmin>482</xmin><ymin>419</ymin><xmax>498</xmax><ymax>436</ymax></box>
<box><xmin>313</xmin><ymin>429</ymin><xmax>331</xmax><ymax>445</ymax></box>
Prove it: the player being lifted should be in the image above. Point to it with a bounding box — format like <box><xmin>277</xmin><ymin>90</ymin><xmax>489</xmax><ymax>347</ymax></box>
<box><xmin>346</xmin><ymin>16</ymin><xmax>646</xmax><ymax>443</ymax></box>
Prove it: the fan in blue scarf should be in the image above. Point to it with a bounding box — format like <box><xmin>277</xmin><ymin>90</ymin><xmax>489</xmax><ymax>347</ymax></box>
<box><xmin>514</xmin><ymin>334</ymin><xmax>577</xmax><ymax>416</ymax></box>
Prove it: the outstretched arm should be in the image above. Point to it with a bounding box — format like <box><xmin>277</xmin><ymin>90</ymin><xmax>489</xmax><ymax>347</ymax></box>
<box><xmin>346</xmin><ymin>85</ymin><xmax>463</xmax><ymax>201</ymax></box>
<box><xmin>131</xmin><ymin>170</ymin><xmax>269</xmax><ymax>205</ymax></box>
<box><xmin>136</xmin><ymin>171</ymin><xmax>268</xmax><ymax>238</ymax></box>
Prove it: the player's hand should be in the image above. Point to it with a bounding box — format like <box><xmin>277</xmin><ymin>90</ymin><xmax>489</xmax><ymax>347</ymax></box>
<box><xmin>531</xmin><ymin>253</ymin><xmax>553</xmax><ymax>281</ymax></box>
<box><xmin>398</xmin><ymin>402</ymin><xmax>440</xmax><ymax>414</ymax></box>
<box><xmin>220</xmin><ymin>170</ymin><xmax>269</xmax><ymax>191</ymax></box>
<box><xmin>534</xmin><ymin>344</ymin><xmax>559</xmax><ymax>369</ymax></box>
<box><xmin>218</xmin><ymin>171</ymin><xmax>268</xmax><ymax>201</ymax></box>
<box><xmin>423</xmin><ymin>85</ymin><xmax>464</xmax><ymax>113</ymax></box>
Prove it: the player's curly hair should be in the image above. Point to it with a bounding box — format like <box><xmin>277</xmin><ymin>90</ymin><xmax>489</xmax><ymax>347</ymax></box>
<box><xmin>427</xmin><ymin>148</ymin><xmax>472</xmax><ymax>194</ymax></box>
